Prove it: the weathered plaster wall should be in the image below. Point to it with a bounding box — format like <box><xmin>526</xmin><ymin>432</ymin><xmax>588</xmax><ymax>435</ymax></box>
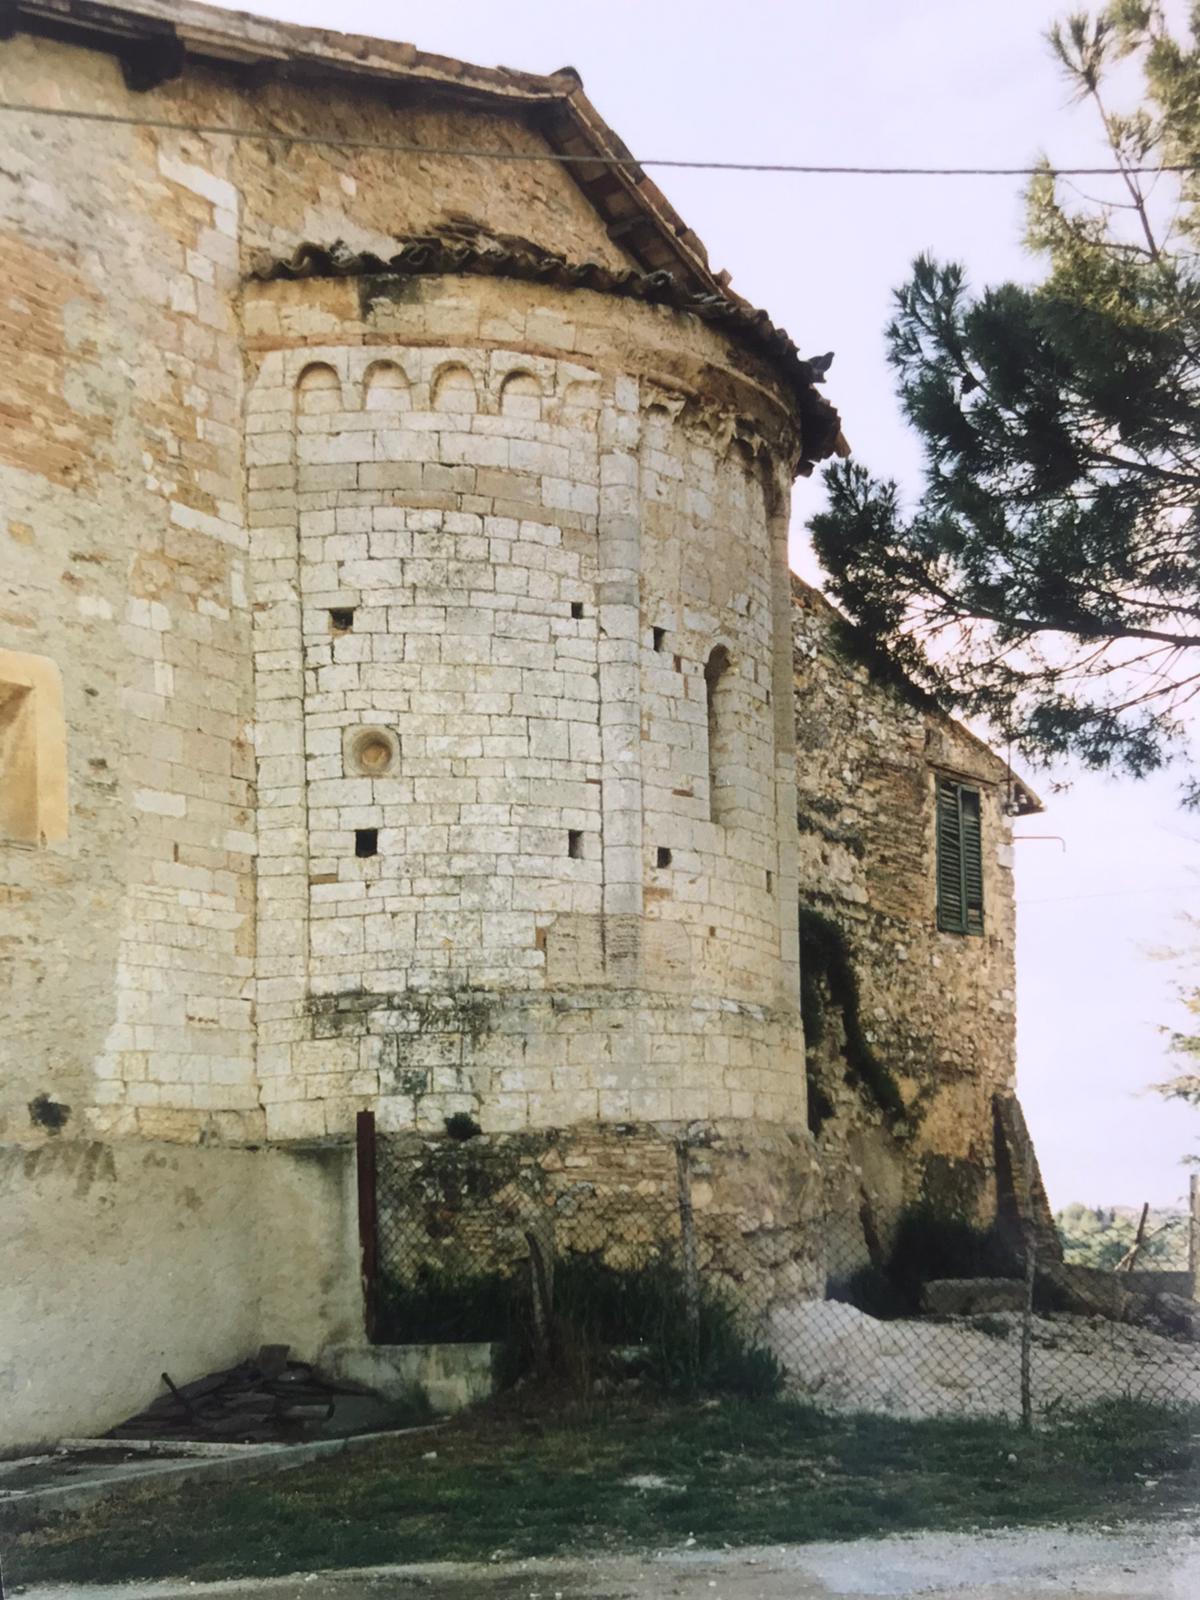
<box><xmin>791</xmin><ymin>581</ymin><xmax>1020</xmax><ymax>1263</ymax></box>
<box><xmin>0</xmin><ymin>1140</ymin><xmax>360</xmax><ymax>1445</ymax></box>
<box><xmin>245</xmin><ymin>273</ymin><xmax>805</xmax><ymax>1143</ymax></box>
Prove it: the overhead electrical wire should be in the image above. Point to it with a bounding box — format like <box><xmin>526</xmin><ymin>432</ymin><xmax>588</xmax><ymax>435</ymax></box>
<box><xmin>0</xmin><ymin>100</ymin><xmax>1197</xmax><ymax>178</ymax></box>
<box><xmin>1016</xmin><ymin>883</ymin><xmax>1192</xmax><ymax>906</ymax></box>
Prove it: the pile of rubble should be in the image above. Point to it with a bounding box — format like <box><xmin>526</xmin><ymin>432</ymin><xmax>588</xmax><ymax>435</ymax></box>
<box><xmin>107</xmin><ymin>1344</ymin><xmax>379</xmax><ymax>1444</ymax></box>
<box><xmin>769</xmin><ymin>1299</ymin><xmax>1200</xmax><ymax>1421</ymax></box>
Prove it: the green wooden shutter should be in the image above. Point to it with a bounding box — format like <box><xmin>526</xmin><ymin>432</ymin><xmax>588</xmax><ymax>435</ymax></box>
<box><xmin>936</xmin><ymin>779</ymin><xmax>984</xmax><ymax>935</ymax></box>
<box><xmin>936</xmin><ymin>779</ymin><xmax>966</xmax><ymax>933</ymax></box>
<box><xmin>961</xmin><ymin>786</ymin><xmax>984</xmax><ymax>934</ymax></box>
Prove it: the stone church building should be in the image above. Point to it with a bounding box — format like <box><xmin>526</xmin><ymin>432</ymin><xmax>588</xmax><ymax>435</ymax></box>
<box><xmin>0</xmin><ymin>0</ymin><xmax>1041</xmax><ymax>1444</ymax></box>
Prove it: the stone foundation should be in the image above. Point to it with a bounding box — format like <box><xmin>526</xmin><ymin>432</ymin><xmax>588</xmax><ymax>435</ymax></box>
<box><xmin>374</xmin><ymin>1120</ymin><xmax>823</xmax><ymax>1310</ymax></box>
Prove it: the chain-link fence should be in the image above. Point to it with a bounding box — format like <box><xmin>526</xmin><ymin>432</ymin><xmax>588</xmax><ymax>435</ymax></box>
<box><xmin>360</xmin><ymin>1118</ymin><xmax>1200</xmax><ymax>1426</ymax></box>
<box><xmin>779</xmin><ymin>1204</ymin><xmax>1200</xmax><ymax>1423</ymax></box>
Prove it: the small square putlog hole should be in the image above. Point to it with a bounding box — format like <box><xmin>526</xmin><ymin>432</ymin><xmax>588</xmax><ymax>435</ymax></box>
<box><xmin>570</xmin><ymin>601</ymin><xmax>584</xmax><ymax>619</ymax></box>
<box><xmin>355</xmin><ymin>828</ymin><xmax>379</xmax><ymax>858</ymax></box>
<box><xmin>330</xmin><ymin>608</ymin><xmax>355</xmax><ymax>632</ymax></box>
<box><xmin>568</xmin><ymin>829</ymin><xmax>584</xmax><ymax>859</ymax></box>
<box><xmin>656</xmin><ymin>845</ymin><xmax>672</xmax><ymax>868</ymax></box>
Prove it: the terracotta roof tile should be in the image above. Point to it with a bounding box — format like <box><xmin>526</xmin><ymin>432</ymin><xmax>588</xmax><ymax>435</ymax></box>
<box><xmin>257</xmin><ymin>236</ymin><xmax>844</xmax><ymax>468</ymax></box>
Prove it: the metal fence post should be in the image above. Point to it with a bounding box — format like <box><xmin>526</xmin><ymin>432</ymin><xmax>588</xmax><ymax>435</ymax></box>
<box><xmin>1020</xmin><ymin>1220</ymin><xmax>1036</xmax><ymax>1433</ymax></box>
<box><xmin>526</xmin><ymin>1227</ymin><xmax>554</xmax><ymax>1373</ymax></box>
<box><xmin>356</xmin><ymin>1108</ymin><xmax>379</xmax><ymax>1344</ymax></box>
<box><xmin>1190</xmin><ymin>1174</ymin><xmax>1200</xmax><ymax>1303</ymax></box>
<box><xmin>675</xmin><ymin>1142</ymin><xmax>701</xmax><ymax>1384</ymax></box>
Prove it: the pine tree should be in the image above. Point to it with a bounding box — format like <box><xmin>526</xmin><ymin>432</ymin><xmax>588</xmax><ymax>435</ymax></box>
<box><xmin>810</xmin><ymin>3</ymin><xmax>1200</xmax><ymax>795</ymax></box>
<box><xmin>1156</xmin><ymin>950</ymin><xmax>1200</xmax><ymax>1146</ymax></box>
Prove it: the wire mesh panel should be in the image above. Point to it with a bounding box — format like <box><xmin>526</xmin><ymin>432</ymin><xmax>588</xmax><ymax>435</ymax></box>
<box><xmin>364</xmin><ymin>1125</ymin><xmax>1200</xmax><ymax>1419</ymax></box>
<box><xmin>763</xmin><ymin>1207</ymin><xmax>1200</xmax><ymax>1422</ymax></box>
<box><xmin>373</xmin><ymin>1131</ymin><xmax>541</xmax><ymax>1346</ymax></box>
<box><xmin>368</xmin><ymin>1129</ymin><xmax>783</xmax><ymax>1392</ymax></box>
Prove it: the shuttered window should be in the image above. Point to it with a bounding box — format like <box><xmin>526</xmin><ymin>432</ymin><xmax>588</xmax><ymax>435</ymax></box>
<box><xmin>936</xmin><ymin>778</ymin><xmax>984</xmax><ymax>935</ymax></box>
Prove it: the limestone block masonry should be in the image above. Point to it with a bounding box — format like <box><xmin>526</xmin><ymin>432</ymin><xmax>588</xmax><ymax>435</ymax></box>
<box><xmin>0</xmin><ymin>0</ymin><xmax>833</xmax><ymax>1445</ymax></box>
<box><xmin>791</xmin><ymin>580</ymin><xmax>1040</xmax><ymax>1265</ymax></box>
<box><xmin>246</xmin><ymin>273</ymin><xmax>806</xmax><ymax>1147</ymax></box>
<box><xmin>0</xmin><ymin>0</ymin><xmax>1036</xmax><ymax>1447</ymax></box>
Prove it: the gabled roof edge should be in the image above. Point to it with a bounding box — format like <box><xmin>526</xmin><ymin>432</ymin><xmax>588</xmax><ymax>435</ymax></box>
<box><xmin>791</xmin><ymin>575</ymin><xmax>1044</xmax><ymax>815</ymax></box>
<box><xmin>4</xmin><ymin>0</ymin><xmax>727</xmax><ymax>296</ymax></box>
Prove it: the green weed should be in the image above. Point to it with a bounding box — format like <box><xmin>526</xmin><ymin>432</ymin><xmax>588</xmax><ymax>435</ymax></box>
<box><xmin>14</xmin><ymin>1396</ymin><xmax>1199</xmax><ymax>1587</ymax></box>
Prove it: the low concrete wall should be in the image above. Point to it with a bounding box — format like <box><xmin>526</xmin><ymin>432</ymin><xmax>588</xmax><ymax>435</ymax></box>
<box><xmin>1126</xmin><ymin>1270</ymin><xmax>1192</xmax><ymax>1299</ymax></box>
<box><xmin>325</xmin><ymin>1343</ymin><xmax>497</xmax><ymax>1415</ymax></box>
<box><xmin>1</xmin><ymin>1139</ymin><xmax>362</xmax><ymax>1448</ymax></box>
<box><xmin>921</xmin><ymin>1279</ymin><xmax>1026</xmax><ymax>1316</ymax></box>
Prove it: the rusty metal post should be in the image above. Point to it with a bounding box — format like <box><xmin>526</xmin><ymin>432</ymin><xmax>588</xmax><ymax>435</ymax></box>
<box><xmin>356</xmin><ymin>1109</ymin><xmax>379</xmax><ymax>1343</ymax></box>
<box><xmin>1191</xmin><ymin>1174</ymin><xmax>1200</xmax><ymax>1303</ymax></box>
<box><xmin>525</xmin><ymin>1229</ymin><xmax>553</xmax><ymax>1373</ymax></box>
<box><xmin>675</xmin><ymin>1142</ymin><xmax>701</xmax><ymax>1386</ymax></box>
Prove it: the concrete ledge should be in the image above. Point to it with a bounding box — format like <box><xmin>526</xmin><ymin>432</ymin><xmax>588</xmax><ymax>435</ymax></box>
<box><xmin>324</xmin><ymin>1343</ymin><xmax>498</xmax><ymax>1415</ymax></box>
<box><xmin>0</xmin><ymin>1426</ymin><xmax>439</xmax><ymax>1533</ymax></box>
<box><xmin>921</xmin><ymin>1279</ymin><xmax>1026</xmax><ymax>1316</ymax></box>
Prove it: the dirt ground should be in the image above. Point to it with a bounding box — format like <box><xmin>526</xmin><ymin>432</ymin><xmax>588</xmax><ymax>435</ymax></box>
<box><xmin>22</xmin><ymin>1521</ymin><xmax>1200</xmax><ymax>1600</ymax></box>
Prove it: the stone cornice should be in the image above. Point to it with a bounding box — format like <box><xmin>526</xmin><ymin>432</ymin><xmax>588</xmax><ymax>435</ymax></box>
<box><xmin>255</xmin><ymin>237</ymin><xmax>846</xmax><ymax>472</ymax></box>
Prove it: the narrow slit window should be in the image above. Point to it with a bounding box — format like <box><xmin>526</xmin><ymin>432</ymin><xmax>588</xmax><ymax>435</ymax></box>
<box><xmin>652</xmin><ymin>626</ymin><xmax>666</xmax><ymax>652</ymax></box>
<box><xmin>570</xmin><ymin>601</ymin><xmax>584</xmax><ymax>620</ymax></box>
<box><xmin>355</xmin><ymin>828</ymin><xmax>379</xmax><ymax>858</ymax></box>
<box><xmin>704</xmin><ymin>645</ymin><xmax>733</xmax><ymax>824</ymax></box>
<box><xmin>656</xmin><ymin>846</ymin><xmax>672</xmax><ymax>868</ymax></box>
<box><xmin>936</xmin><ymin>779</ymin><xmax>984</xmax><ymax>934</ymax></box>
<box><xmin>568</xmin><ymin>829</ymin><xmax>584</xmax><ymax>859</ymax></box>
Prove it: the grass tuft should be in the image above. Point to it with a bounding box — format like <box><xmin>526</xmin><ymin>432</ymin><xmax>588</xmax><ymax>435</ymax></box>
<box><xmin>378</xmin><ymin>1249</ymin><xmax>783</xmax><ymax>1400</ymax></box>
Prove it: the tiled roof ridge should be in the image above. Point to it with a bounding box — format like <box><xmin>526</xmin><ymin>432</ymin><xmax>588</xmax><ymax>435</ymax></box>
<box><xmin>7</xmin><ymin>0</ymin><xmax>583</xmax><ymax>101</ymax></box>
<box><xmin>255</xmin><ymin>236</ymin><xmax>845</xmax><ymax>469</ymax></box>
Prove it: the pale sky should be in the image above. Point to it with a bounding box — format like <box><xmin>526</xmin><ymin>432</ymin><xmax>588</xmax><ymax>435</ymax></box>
<box><xmin>210</xmin><ymin>0</ymin><xmax>1200</xmax><ymax>1208</ymax></box>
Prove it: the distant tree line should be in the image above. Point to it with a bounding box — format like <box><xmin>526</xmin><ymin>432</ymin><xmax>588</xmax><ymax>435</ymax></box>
<box><xmin>1055</xmin><ymin>1201</ymin><xmax>1189</xmax><ymax>1269</ymax></box>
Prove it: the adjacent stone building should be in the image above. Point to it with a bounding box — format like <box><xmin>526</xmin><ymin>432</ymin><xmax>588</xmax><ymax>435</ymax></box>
<box><xmin>0</xmin><ymin>0</ymin><xmax>1040</xmax><ymax>1445</ymax></box>
<box><xmin>791</xmin><ymin>580</ymin><xmax>1041</xmax><ymax>1273</ymax></box>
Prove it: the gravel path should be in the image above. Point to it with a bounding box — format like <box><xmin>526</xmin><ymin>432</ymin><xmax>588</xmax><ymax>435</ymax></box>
<box><xmin>23</xmin><ymin>1521</ymin><xmax>1200</xmax><ymax>1599</ymax></box>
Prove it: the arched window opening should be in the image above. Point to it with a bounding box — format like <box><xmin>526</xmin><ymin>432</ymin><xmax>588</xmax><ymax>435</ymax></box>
<box><xmin>295</xmin><ymin>362</ymin><xmax>340</xmax><ymax>415</ymax></box>
<box><xmin>364</xmin><ymin>360</ymin><xmax>410</xmax><ymax>412</ymax></box>
<box><xmin>431</xmin><ymin>363</ymin><xmax>478</xmax><ymax>415</ymax></box>
<box><xmin>704</xmin><ymin>644</ymin><xmax>733</xmax><ymax>824</ymax></box>
<box><xmin>498</xmin><ymin>370</ymin><xmax>541</xmax><ymax>419</ymax></box>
